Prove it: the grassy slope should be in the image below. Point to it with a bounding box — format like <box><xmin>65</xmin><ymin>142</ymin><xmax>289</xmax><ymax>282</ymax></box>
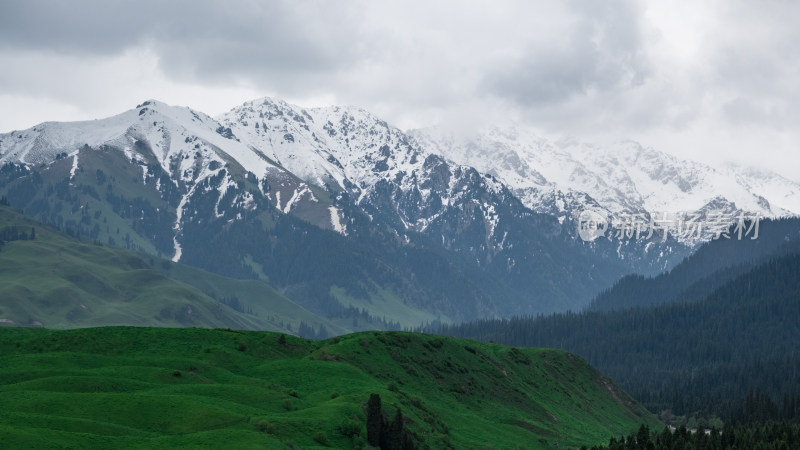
<box><xmin>0</xmin><ymin>327</ymin><xmax>658</xmax><ymax>449</ymax></box>
<box><xmin>330</xmin><ymin>284</ymin><xmax>447</xmax><ymax>329</ymax></box>
<box><xmin>0</xmin><ymin>204</ymin><xmax>344</xmax><ymax>334</ymax></box>
<box><xmin>162</xmin><ymin>262</ymin><xmax>349</xmax><ymax>336</ymax></box>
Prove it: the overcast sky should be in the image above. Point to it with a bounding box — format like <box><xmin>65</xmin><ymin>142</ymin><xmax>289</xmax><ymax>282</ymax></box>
<box><xmin>1</xmin><ymin>0</ymin><xmax>798</xmax><ymax>180</ymax></box>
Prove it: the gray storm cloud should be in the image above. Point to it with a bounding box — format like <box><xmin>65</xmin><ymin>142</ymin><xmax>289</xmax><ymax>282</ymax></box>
<box><xmin>0</xmin><ymin>0</ymin><xmax>798</xmax><ymax>180</ymax></box>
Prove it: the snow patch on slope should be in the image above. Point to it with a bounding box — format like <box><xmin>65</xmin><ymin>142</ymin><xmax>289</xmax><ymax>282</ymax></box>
<box><xmin>172</xmin><ymin>190</ymin><xmax>192</xmax><ymax>263</ymax></box>
<box><xmin>329</xmin><ymin>206</ymin><xmax>347</xmax><ymax>235</ymax></box>
<box><xmin>283</xmin><ymin>185</ymin><xmax>310</xmax><ymax>214</ymax></box>
<box><xmin>69</xmin><ymin>151</ymin><xmax>79</xmax><ymax>180</ymax></box>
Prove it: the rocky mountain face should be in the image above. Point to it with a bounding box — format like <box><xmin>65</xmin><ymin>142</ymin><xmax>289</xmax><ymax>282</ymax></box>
<box><xmin>9</xmin><ymin>97</ymin><xmax>781</xmax><ymax>327</ymax></box>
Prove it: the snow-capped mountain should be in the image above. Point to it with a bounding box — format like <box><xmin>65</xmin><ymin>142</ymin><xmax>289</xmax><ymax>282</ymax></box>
<box><xmin>216</xmin><ymin>99</ymin><xmax>664</xmax><ymax>314</ymax></box>
<box><xmin>0</xmin><ymin>100</ymin><xmax>337</xmax><ymax>259</ymax></box>
<box><xmin>0</xmin><ymin>98</ymin><xmax>702</xmax><ymax>324</ymax></box>
<box><xmin>218</xmin><ymin>98</ymin><xmax>517</xmax><ymax>238</ymax></box>
<box><xmin>413</xmin><ymin>125</ymin><xmax>800</xmax><ymax>242</ymax></box>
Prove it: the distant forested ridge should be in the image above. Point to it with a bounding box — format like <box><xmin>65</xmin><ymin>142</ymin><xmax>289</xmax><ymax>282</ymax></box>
<box><xmin>589</xmin><ymin>217</ymin><xmax>800</xmax><ymax>312</ymax></box>
<box><xmin>431</xmin><ymin>252</ymin><xmax>800</xmax><ymax>423</ymax></box>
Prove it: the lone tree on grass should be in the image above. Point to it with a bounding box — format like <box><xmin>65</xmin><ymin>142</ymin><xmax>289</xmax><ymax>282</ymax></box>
<box><xmin>366</xmin><ymin>393</ymin><xmax>415</xmax><ymax>449</ymax></box>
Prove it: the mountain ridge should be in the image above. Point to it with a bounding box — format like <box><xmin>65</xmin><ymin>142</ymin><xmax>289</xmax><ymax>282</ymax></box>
<box><xmin>5</xmin><ymin>96</ymin><xmax>786</xmax><ymax>323</ymax></box>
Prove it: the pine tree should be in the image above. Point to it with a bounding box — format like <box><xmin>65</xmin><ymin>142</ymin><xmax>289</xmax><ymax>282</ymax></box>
<box><xmin>366</xmin><ymin>393</ymin><xmax>383</xmax><ymax>447</ymax></box>
<box><xmin>636</xmin><ymin>424</ymin><xmax>652</xmax><ymax>449</ymax></box>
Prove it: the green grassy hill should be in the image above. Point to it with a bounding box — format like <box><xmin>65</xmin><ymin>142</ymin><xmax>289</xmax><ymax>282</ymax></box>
<box><xmin>0</xmin><ymin>327</ymin><xmax>658</xmax><ymax>449</ymax></box>
<box><xmin>0</xmin><ymin>204</ymin><xmax>344</xmax><ymax>335</ymax></box>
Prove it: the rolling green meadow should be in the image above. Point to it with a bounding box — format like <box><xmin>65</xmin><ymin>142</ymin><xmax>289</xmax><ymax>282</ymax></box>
<box><xmin>0</xmin><ymin>204</ymin><xmax>658</xmax><ymax>448</ymax></box>
<box><xmin>0</xmin><ymin>326</ymin><xmax>657</xmax><ymax>449</ymax></box>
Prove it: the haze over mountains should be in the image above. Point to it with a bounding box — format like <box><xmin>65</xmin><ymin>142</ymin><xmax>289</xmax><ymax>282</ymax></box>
<box><xmin>1</xmin><ymin>97</ymin><xmax>797</xmax><ymax>328</ymax></box>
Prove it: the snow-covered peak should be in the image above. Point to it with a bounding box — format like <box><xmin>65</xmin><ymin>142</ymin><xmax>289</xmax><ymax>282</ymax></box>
<box><xmin>219</xmin><ymin>98</ymin><xmax>514</xmax><ymax>236</ymax></box>
<box><xmin>0</xmin><ymin>108</ymin><xmax>135</xmax><ymax>166</ymax></box>
<box><xmin>219</xmin><ymin>97</ymin><xmax>429</xmax><ymax>197</ymax></box>
<box><xmin>720</xmin><ymin>162</ymin><xmax>800</xmax><ymax>215</ymax></box>
<box><xmin>413</xmin><ymin>124</ymin><xmax>800</xmax><ymax>222</ymax></box>
<box><xmin>0</xmin><ymin>99</ymin><xmax>279</xmax><ymax>183</ymax></box>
